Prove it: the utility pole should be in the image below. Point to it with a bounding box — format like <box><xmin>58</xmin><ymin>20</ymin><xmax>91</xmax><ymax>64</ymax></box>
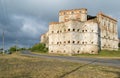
<box><xmin>2</xmin><ymin>32</ymin><xmax>5</xmax><ymax>54</ymax></box>
<box><xmin>15</xmin><ymin>40</ymin><xmax>18</xmax><ymax>52</ymax></box>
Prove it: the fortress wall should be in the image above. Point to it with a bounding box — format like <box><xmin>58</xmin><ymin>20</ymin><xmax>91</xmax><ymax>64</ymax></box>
<box><xmin>97</xmin><ymin>12</ymin><xmax>119</xmax><ymax>50</ymax></box>
<box><xmin>59</xmin><ymin>8</ymin><xmax>87</xmax><ymax>22</ymax></box>
<box><xmin>41</xmin><ymin>9</ymin><xmax>119</xmax><ymax>55</ymax></box>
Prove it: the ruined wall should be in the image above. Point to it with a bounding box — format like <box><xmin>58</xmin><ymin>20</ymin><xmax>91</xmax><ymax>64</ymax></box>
<box><xmin>49</xmin><ymin>21</ymin><xmax>73</xmax><ymax>54</ymax></box>
<box><xmin>40</xmin><ymin>32</ymin><xmax>49</xmax><ymax>48</ymax></box>
<box><xmin>59</xmin><ymin>8</ymin><xmax>87</xmax><ymax>22</ymax></box>
<box><xmin>70</xmin><ymin>20</ymin><xmax>99</xmax><ymax>54</ymax></box>
<box><xmin>49</xmin><ymin>20</ymin><xmax>99</xmax><ymax>55</ymax></box>
<box><xmin>97</xmin><ymin>12</ymin><xmax>119</xmax><ymax>50</ymax></box>
<box><xmin>41</xmin><ymin>8</ymin><xmax>119</xmax><ymax>55</ymax></box>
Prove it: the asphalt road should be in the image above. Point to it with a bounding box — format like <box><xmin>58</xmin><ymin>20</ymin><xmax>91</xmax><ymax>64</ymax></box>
<box><xmin>21</xmin><ymin>51</ymin><xmax>120</xmax><ymax>68</ymax></box>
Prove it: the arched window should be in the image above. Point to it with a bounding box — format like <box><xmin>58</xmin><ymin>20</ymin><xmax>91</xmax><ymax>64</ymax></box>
<box><xmin>77</xmin><ymin>41</ymin><xmax>80</xmax><ymax>44</ymax></box>
<box><xmin>86</xmin><ymin>30</ymin><xmax>87</xmax><ymax>32</ymax></box>
<box><xmin>77</xmin><ymin>29</ymin><xmax>79</xmax><ymax>32</ymax></box>
<box><xmin>57</xmin><ymin>31</ymin><xmax>59</xmax><ymax>33</ymax></box>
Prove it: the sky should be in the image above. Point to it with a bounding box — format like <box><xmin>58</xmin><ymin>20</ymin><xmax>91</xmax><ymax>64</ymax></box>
<box><xmin>0</xmin><ymin>0</ymin><xmax>120</xmax><ymax>49</ymax></box>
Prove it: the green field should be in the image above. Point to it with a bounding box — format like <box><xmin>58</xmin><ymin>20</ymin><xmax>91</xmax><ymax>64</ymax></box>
<box><xmin>0</xmin><ymin>53</ymin><xmax>120</xmax><ymax>78</ymax></box>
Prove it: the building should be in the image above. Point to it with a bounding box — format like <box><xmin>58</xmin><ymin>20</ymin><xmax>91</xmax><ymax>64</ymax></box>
<box><xmin>41</xmin><ymin>8</ymin><xmax>119</xmax><ymax>55</ymax></box>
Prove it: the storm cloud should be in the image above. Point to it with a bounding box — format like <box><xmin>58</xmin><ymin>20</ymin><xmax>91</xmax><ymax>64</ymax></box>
<box><xmin>0</xmin><ymin>0</ymin><xmax>120</xmax><ymax>49</ymax></box>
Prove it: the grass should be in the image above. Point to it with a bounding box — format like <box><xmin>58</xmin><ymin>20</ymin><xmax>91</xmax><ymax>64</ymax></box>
<box><xmin>74</xmin><ymin>50</ymin><xmax>120</xmax><ymax>58</ymax></box>
<box><xmin>32</xmin><ymin>49</ymin><xmax>120</xmax><ymax>58</ymax></box>
<box><xmin>0</xmin><ymin>53</ymin><xmax>120</xmax><ymax>78</ymax></box>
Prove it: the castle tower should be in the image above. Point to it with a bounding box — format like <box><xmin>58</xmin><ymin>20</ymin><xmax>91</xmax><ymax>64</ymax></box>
<box><xmin>80</xmin><ymin>8</ymin><xmax>87</xmax><ymax>22</ymax></box>
<box><xmin>59</xmin><ymin>8</ymin><xmax>87</xmax><ymax>22</ymax></box>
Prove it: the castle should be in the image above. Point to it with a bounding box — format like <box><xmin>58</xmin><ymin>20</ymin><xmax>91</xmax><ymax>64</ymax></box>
<box><xmin>41</xmin><ymin>8</ymin><xmax>119</xmax><ymax>55</ymax></box>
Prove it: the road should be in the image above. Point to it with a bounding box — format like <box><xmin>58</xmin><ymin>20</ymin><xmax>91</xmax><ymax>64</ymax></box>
<box><xmin>21</xmin><ymin>51</ymin><xmax>120</xmax><ymax>68</ymax></box>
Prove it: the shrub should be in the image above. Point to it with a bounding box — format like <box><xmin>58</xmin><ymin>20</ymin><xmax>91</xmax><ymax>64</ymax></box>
<box><xmin>31</xmin><ymin>43</ymin><xmax>48</xmax><ymax>53</ymax></box>
<box><xmin>9</xmin><ymin>46</ymin><xmax>17</xmax><ymax>53</ymax></box>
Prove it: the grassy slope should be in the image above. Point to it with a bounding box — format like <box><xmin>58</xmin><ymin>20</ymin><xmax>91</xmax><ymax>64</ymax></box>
<box><xmin>0</xmin><ymin>53</ymin><xmax>120</xmax><ymax>78</ymax></box>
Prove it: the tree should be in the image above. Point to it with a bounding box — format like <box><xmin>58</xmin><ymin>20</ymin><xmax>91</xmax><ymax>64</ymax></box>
<box><xmin>9</xmin><ymin>46</ymin><xmax>17</xmax><ymax>52</ymax></box>
<box><xmin>31</xmin><ymin>43</ymin><xmax>48</xmax><ymax>53</ymax></box>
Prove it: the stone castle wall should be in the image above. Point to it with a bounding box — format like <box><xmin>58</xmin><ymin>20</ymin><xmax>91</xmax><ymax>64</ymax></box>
<box><xmin>41</xmin><ymin>8</ymin><xmax>119</xmax><ymax>55</ymax></box>
<box><xmin>97</xmin><ymin>12</ymin><xmax>118</xmax><ymax>50</ymax></box>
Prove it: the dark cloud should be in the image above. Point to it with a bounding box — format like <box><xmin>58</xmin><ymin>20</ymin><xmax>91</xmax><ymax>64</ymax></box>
<box><xmin>0</xmin><ymin>0</ymin><xmax>120</xmax><ymax>49</ymax></box>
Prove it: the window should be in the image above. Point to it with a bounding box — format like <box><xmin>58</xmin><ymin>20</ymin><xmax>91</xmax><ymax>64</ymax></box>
<box><xmin>68</xmin><ymin>29</ymin><xmax>70</xmax><ymax>31</ymax></box>
<box><xmin>77</xmin><ymin>29</ymin><xmax>79</xmax><ymax>32</ymax></box>
<box><xmin>73</xmin><ymin>41</ymin><xmax>75</xmax><ymax>44</ymax></box>
<box><xmin>91</xmin><ymin>51</ymin><xmax>94</xmax><ymax>53</ymax></box>
<box><xmin>68</xmin><ymin>41</ymin><xmax>70</xmax><ymax>43</ymax></box>
<box><xmin>82</xmin><ymin>42</ymin><xmax>84</xmax><ymax>44</ymax></box>
<box><xmin>71</xmin><ymin>11</ymin><xmax>74</xmax><ymax>14</ymax></box>
<box><xmin>73</xmin><ymin>29</ymin><xmax>75</xmax><ymax>31</ymax></box>
<box><xmin>64</xmin><ymin>29</ymin><xmax>66</xmax><ymax>32</ymax></box>
<box><xmin>82</xmin><ymin>30</ymin><xmax>84</xmax><ymax>32</ymax></box>
<box><xmin>64</xmin><ymin>41</ymin><xmax>66</xmax><ymax>43</ymax></box>
<box><xmin>52</xmin><ymin>31</ymin><xmax>54</xmax><ymax>33</ymax></box>
<box><xmin>60</xmin><ymin>42</ymin><xmax>62</xmax><ymax>44</ymax></box>
<box><xmin>92</xmin><ymin>30</ymin><xmax>94</xmax><ymax>32</ymax></box>
<box><xmin>57</xmin><ymin>31</ymin><xmax>59</xmax><ymax>33</ymax></box>
<box><xmin>86</xmin><ymin>30</ymin><xmax>87</xmax><ymax>32</ymax></box>
<box><xmin>91</xmin><ymin>42</ymin><xmax>93</xmax><ymax>44</ymax></box>
<box><xmin>77</xmin><ymin>51</ymin><xmax>79</xmax><ymax>53</ymax></box>
<box><xmin>57</xmin><ymin>42</ymin><xmax>59</xmax><ymax>44</ymax></box>
<box><xmin>51</xmin><ymin>50</ymin><xmax>53</xmax><ymax>52</ymax></box>
<box><xmin>77</xmin><ymin>41</ymin><xmax>80</xmax><ymax>44</ymax></box>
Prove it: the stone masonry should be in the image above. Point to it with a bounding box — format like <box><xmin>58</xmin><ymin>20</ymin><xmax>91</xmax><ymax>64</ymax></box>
<box><xmin>41</xmin><ymin>8</ymin><xmax>119</xmax><ymax>55</ymax></box>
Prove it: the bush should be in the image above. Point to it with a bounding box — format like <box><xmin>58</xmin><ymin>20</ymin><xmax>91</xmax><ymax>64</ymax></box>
<box><xmin>9</xmin><ymin>46</ymin><xmax>17</xmax><ymax>53</ymax></box>
<box><xmin>31</xmin><ymin>43</ymin><xmax>48</xmax><ymax>53</ymax></box>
